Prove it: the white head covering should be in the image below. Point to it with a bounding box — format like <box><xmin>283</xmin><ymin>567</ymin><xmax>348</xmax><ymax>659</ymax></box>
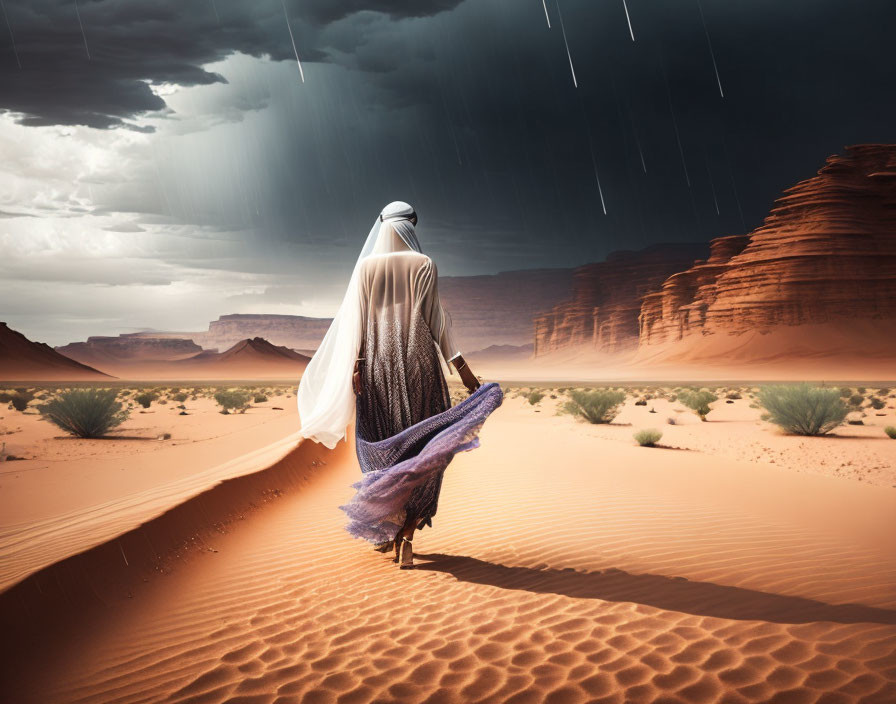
<box><xmin>296</xmin><ymin>201</ymin><xmax>421</xmax><ymax>448</ymax></box>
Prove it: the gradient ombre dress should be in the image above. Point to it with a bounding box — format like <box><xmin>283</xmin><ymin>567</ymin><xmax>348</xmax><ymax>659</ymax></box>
<box><xmin>338</xmin><ymin>235</ymin><xmax>503</xmax><ymax>544</ymax></box>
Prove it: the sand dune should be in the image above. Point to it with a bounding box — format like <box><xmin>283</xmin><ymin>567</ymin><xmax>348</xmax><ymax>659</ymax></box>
<box><xmin>0</xmin><ymin>393</ymin><xmax>303</xmax><ymax>591</ymax></box>
<box><xmin>2</xmin><ymin>393</ymin><xmax>895</xmax><ymax>703</ymax></box>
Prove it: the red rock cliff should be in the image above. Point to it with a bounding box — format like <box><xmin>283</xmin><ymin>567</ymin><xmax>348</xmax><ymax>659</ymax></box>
<box><xmin>638</xmin><ymin>144</ymin><xmax>896</xmax><ymax>349</ymax></box>
<box><xmin>533</xmin><ymin>243</ymin><xmax>709</xmax><ymax>356</ymax></box>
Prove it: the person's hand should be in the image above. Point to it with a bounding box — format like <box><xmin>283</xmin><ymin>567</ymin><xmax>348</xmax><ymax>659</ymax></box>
<box><xmin>453</xmin><ymin>355</ymin><xmax>480</xmax><ymax>394</ymax></box>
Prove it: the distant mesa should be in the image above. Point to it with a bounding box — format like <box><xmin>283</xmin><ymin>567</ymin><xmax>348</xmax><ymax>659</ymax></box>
<box><xmin>0</xmin><ymin>323</ymin><xmax>113</xmax><ymax>381</ymax></box>
<box><xmin>56</xmin><ymin>334</ymin><xmax>204</xmax><ymax>368</ymax></box>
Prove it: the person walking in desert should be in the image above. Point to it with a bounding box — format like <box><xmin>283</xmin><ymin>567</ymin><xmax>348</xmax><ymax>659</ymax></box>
<box><xmin>297</xmin><ymin>201</ymin><xmax>503</xmax><ymax>569</ymax></box>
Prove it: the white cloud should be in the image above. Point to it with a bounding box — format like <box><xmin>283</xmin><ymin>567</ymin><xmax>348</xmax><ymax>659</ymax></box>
<box><xmin>0</xmin><ymin>53</ymin><xmax>356</xmax><ymax>346</ymax></box>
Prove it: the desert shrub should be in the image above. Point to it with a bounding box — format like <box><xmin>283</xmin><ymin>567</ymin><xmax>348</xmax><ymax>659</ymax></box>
<box><xmin>848</xmin><ymin>394</ymin><xmax>864</xmax><ymax>406</ymax></box>
<box><xmin>0</xmin><ymin>390</ymin><xmax>33</xmax><ymax>411</ymax></box>
<box><xmin>857</xmin><ymin>387</ymin><xmax>867</xmax><ymax>394</ymax></box>
<box><xmin>757</xmin><ymin>384</ymin><xmax>847</xmax><ymax>436</ymax></box>
<box><xmin>134</xmin><ymin>391</ymin><xmax>157</xmax><ymax>409</ymax></box>
<box><xmin>869</xmin><ymin>397</ymin><xmax>885</xmax><ymax>410</ymax></box>
<box><xmin>839</xmin><ymin>387</ymin><xmax>851</xmax><ymax>398</ymax></box>
<box><xmin>173</xmin><ymin>392</ymin><xmax>188</xmax><ymax>402</ymax></box>
<box><xmin>39</xmin><ymin>389</ymin><xmax>129</xmax><ymax>438</ymax></box>
<box><xmin>526</xmin><ymin>391</ymin><xmax>545</xmax><ymax>405</ymax></box>
<box><xmin>253</xmin><ymin>394</ymin><xmax>268</xmax><ymax>404</ymax></box>
<box><xmin>678</xmin><ymin>389</ymin><xmax>718</xmax><ymax>421</ymax></box>
<box><xmin>215</xmin><ymin>389</ymin><xmax>251</xmax><ymax>414</ymax></box>
<box><xmin>726</xmin><ymin>392</ymin><xmax>742</xmax><ymax>400</ymax></box>
<box><xmin>884</xmin><ymin>426</ymin><xmax>896</xmax><ymax>439</ymax></box>
<box><xmin>563</xmin><ymin>389</ymin><xmax>626</xmax><ymax>424</ymax></box>
<box><xmin>634</xmin><ymin>428</ymin><xmax>662</xmax><ymax>447</ymax></box>
<box><xmin>878</xmin><ymin>388</ymin><xmax>890</xmax><ymax>396</ymax></box>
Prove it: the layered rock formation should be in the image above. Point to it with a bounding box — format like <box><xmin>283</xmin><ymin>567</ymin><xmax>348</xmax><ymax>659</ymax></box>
<box><xmin>56</xmin><ymin>334</ymin><xmax>203</xmax><ymax>368</ymax></box>
<box><xmin>638</xmin><ymin>144</ymin><xmax>896</xmax><ymax>356</ymax></box>
<box><xmin>0</xmin><ymin>323</ymin><xmax>112</xmax><ymax>381</ymax></box>
<box><xmin>533</xmin><ymin>244</ymin><xmax>709</xmax><ymax>356</ymax></box>
<box><xmin>638</xmin><ymin>235</ymin><xmax>750</xmax><ymax>346</ymax></box>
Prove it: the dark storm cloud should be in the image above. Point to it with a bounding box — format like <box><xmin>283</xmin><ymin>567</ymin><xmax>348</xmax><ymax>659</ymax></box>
<box><xmin>1</xmin><ymin>0</ymin><xmax>894</xmax><ymax>272</ymax></box>
<box><xmin>301</xmin><ymin>0</ymin><xmax>464</xmax><ymax>24</ymax></box>
<box><xmin>216</xmin><ymin>0</ymin><xmax>893</xmax><ymax>267</ymax></box>
<box><xmin>0</xmin><ymin>0</ymin><xmax>457</xmax><ymax>128</ymax></box>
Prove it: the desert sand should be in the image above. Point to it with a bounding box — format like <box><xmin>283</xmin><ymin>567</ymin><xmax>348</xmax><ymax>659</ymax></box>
<box><xmin>0</xmin><ymin>389</ymin><xmax>301</xmax><ymax>590</ymax></box>
<box><xmin>1</xmin><ymin>384</ymin><xmax>895</xmax><ymax>703</ymax></box>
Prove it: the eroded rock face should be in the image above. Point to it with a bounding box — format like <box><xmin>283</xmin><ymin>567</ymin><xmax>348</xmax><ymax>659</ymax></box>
<box><xmin>533</xmin><ymin>244</ymin><xmax>709</xmax><ymax>356</ymax></box>
<box><xmin>638</xmin><ymin>235</ymin><xmax>750</xmax><ymax>346</ymax></box>
<box><xmin>638</xmin><ymin>144</ymin><xmax>896</xmax><ymax>348</ymax></box>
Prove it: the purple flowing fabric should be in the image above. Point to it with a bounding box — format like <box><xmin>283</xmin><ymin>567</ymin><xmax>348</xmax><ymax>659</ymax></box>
<box><xmin>340</xmin><ymin>382</ymin><xmax>504</xmax><ymax>543</ymax></box>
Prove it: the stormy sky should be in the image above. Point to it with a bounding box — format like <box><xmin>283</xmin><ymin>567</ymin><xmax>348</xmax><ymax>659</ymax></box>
<box><xmin>0</xmin><ymin>0</ymin><xmax>893</xmax><ymax>345</ymax></box>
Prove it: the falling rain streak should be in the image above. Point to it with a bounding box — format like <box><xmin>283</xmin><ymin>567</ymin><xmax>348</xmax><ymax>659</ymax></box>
<box><xmin>554</xmin><ymin>0</ymin><xmax>577</xmax><ymax>88</ymax></box>
<box><xmin>622</xmin><ymin>0</ymin><xmax>635</xmax><ymax>41</ymax></box>
<box><xmin>705</xmin><ymin>154</ymin><xmax>719</xmax><ymax>214</ymax></box>
<box><xmin>280</xmin><ymin>0</ymin><xmax>305</xmax><ymax>83</ymax></box>
<box><xmin>660</xmin><ymin>57</ymin><xmax>691</xmax><ymax>188</ymax></box>
<box><xmin>541</xmin><ymin>0</ymin><xmax>551</xmax><ymax>28</ymax></box>
<box><xmin>587</xmin><ymin>133</ymin><xmax>608</xmax><ymax>215</ymax></box>
<box><xmin>0</xmin><ymin>0</ymin><xmax>20</xmax><ymax>68</ymax></box>
<box><xmin>628</xmin><ymin>106</ymin><xmax>647</xmax><ymax>173</ymax></box>
<box><xmin>74</xmin><ymin>0</ymin><xmax>90</xmax><ymax>59</ymax></box>
<box><xmin>696</xmin><ymin>0</ymin><xmax>723</xmax><ymax>98</ymax></box>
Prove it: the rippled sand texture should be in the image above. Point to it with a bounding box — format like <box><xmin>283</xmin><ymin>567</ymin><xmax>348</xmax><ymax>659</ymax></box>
<box><xmin>2</xmin><ymin>396</ymin><xmax>895</xmax><ymax>703</ymax></box>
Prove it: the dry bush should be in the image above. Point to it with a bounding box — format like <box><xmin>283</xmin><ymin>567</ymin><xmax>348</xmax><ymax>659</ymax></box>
<box><xmin>758</xmin><ymin>384</ymin><xmax>847</xmax><ymax>436</ymax></box>
<box><xmin>40</xmin><ymin>389</ymin><xmax>129</xmax><ymax>438</ymax></box>
<box><xmin>633</xmin><ymin>428</ymin><xmax>662</xmax><ymax>447</ymax></box>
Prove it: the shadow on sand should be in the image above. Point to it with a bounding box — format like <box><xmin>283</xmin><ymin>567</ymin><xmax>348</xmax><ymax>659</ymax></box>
<box><xmin>414</xmin><ymin>553</ymin><xmax>896</xmax><ymax>625</ymax></box>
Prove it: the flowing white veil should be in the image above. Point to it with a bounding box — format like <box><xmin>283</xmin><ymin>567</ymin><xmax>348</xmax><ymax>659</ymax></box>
<box><xmin>296</xmin><ymin>201</ymin><xmax>422</xmax><ymax>448</ymax></box>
